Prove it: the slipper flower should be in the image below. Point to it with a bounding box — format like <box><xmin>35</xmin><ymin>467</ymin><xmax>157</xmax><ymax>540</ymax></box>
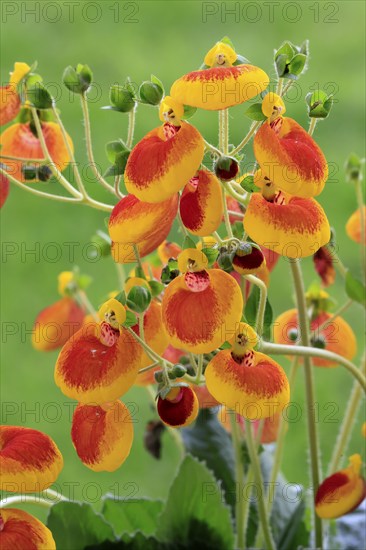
<box><xmin>124</xmin><ymin>97</ymin><xmax>204</xmax><ymax>203</ymax></box>
<box><xmin>218</xmin><ymin>407</ymin><xmax>282</xmax><ymax>444</ymax></box>
<box><xmin>315</xmin><ymin>454</ymin><xmax>366</xmax><ymax>519</ymax></box>
<box><xmin>158</xmin><ymin>241</ymin><xmax>182</xmax><ymax>264</ymax></box>
<box><xmin>170</xmin><ymin>42</ymin><xmax>268</xmax><ymax>110</ymax></box>
<box><xmin>0</xmin><ymin>426</ymin><xmax>63</xmax><ymax>493</ymax></box>
<box><xmin>205</xmin><ymin>323</ymin><xmax>290</xmax><ymax>419</ymax></box>
<box><xmin>0</xmin><ymin>509</ymin><xmax>56</xmax><ymax>549</ymax></box>
<box><xmin>273</xmin><ymin>307</ymin><xmax>356</xmax><ymax>367</ymax></box>
<box><xmin>179</xmin><ymin>169</ymin><xmax>223</xmax><ymax>236</ymax></box>
<box><xmin>157</xmin><ymin>386</ymin><xmax>199</xmax><ymax>427</ymax></box>
<box><xmin>253</xmin><ymin>93</ymin><xmax>328</xmax><ymax>198</ymax></box>
<box><xmin>244</xmin><ymin>181</ymin><xmax>330</xmax><ymax>258</ymax></box>
<box><xmin>0</xmin><ymin>62</ymin><xmax>30</xmax><ymax>125</ymax></box>
<box><xmin>0</xmin><ymin>172</ymin><xmax>9</xmax><ymax>208</ymax></box>
<box><xmin>232</xmin><ymin>242</ymin><xmax>266</xmax><ymax>276</ymax></box>
<box><xmin>162</xmin><ymin>248</ymin><xmax>243</xmax><ymax>353</ymax></box>
<box><xmin>346</xmin><ymin>206</ymin><xmax>366</xmax><ymax>244</ymax></box>
<box><xmin>71</xmin><ymin>401</ymin><xmax>133</xmax><ymax>472</ymax></box>
<box><xmin>54</xmin><ymin>298</ymin><xmax>143</xmax><ymax>404</ymax></box>
<box><xmin>109</xmin><ymin>193</ymin><xmax>178</xmax><ymax>263</ymax></box>
<box><xmin>0</xmin><ymin>121</ymin><xmax>73</xmax><ymax>182</ymax></box>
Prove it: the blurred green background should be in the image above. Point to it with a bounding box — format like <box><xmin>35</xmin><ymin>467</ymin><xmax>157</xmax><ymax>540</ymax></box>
<box><xmin>1</xmin><ymin>0</ymin><xmax>365</xmax><ymax>523</ymax></box>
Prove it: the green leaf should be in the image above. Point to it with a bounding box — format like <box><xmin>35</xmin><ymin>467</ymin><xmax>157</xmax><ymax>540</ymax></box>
<box><xmin>306</xmin><ymin>90</ymin><xmax>333</xmax><ymax>119</ymax></box>
<box><xmin>275</xmin><ymin>41</ymin><xmax>296</xmax><ymax>62</ymax></box>
<box><xmin>182</xmin><ymin>235</ymin><xmax>196</xmax><ymax>249</ymax></box>
<box><xmin>181</xmin><ymin>409</ymin><xmax>237</xmax><ymax>512</ymax></box>
<box><xmin>148</xmin><ymin>280</ymin><xmax>164</xmax><ymax>297</ymax></box>
<box><xmin>114</xmin><ymin>291</ymin><xmax>126</xmax><ymax>306</ymax></box>
<box><xmin>277</xmin><ymin>500</ymin><xmax>310</xmax><ymax>550</ymax></box>
<box><xmin>150</xmin><ymin>74</ymin><xmax>165</xmax><ymax>95</ymax></box>
<box><xmin>123</xmin><ymin>310</ymin><xmax>138</xmax><ymax>328</ymax></box>
<box><xmin>63</xmin><ymin>64</ymin><xmax>92</xmax><ymax>94</ymax></box>
<box><xmin>85</xmin><ymin>532</ymin><xmax>165</xmax><ymax>549</ymax></box>
<box><xmin>201</xmin><ymin>247</ymin><xmax>219</xmax><ymax>266</ymax></box>
<box><xmin>244</xmin><ymin>103</ymin><xmax>266</xmax><ymax>121</ymax></box>
<box><xmin>27</xmin><ymin>83</ymin><xmax>53</xmax><ymax>109</ymax></box>
<box><xmin>101</xmin><ymin>498</ymin><xmax>164</xmax><ymax>538</ymax></box>
<box><xmin>245</xmin><ymin>284</ymin><xmax>273</xmax><ymax>340</ymax></box>
<box><xmin>182</xmin><ymin>104</ymin><xmax>197</xmax><ymax>120</ymax></box>
<box><xmin>156</xmin><ymin>455</ymin><xmax>235</xmax><ymax>549</ymax></box>
<box><xmin>345</xmin><ymin>270</ymin><xmax>366</xmax><ymax>307</ymax></box>
<box><xmin>240</xmin><ymin>175</ymin><xmax>260</xmax><ymax>193</ymax></box>
<box><xmin>104</xmin><ymin>151</ymin><xmax>130</xmax><ymax>177</ymax></box>
<box><xmin>233</xmin><ymin>53</ymin><xmax>251</xmax><ymax>65</ymax></box>
<box><xmin>275</xmin><ymin>54</ymin><xmax>288</xmax><ymax>78</ymax></box>
<box><xmin>47</xmin><ymin>502</ymin><xmax>116</xmax><ymax>550</ymax></box>
<box><xmin>105</xmin><ymin>140</ymin><xmax>129</xmax><ymax>164</ymax></box>
<box><xmin>287</xmin><ymin>53</ymin><xmax>307</xmax><ymax>77</ymax></box>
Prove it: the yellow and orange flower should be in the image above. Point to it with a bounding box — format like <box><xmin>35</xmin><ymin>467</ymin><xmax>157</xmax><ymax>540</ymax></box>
<box><xmin>0</xmin><ymin>122</ymin><xmax>73</xmax><ymax>182</ymax></box>
<box><xmin>180</xmin><ymin>169</ymin><xmax>223</xmax><ymax>236</ymax></box>
<box><xmin>346</xmin><ymin>206</ymin><xmax>366</xmax><ymax>244</ymax></box>
<box><xmin>157</xmin><ymin>386</ymin><xmax>199</xmax><ymax>427</ymax></box>
<box><xmin>205</xmin><ymin>323</ymin><xmax>290</xmax><ymax>419</ymax></box>
<box><xmin>0</xmin><ymin>62</ymin><xmax>30</xmax><ymax>126</ymax></box>
<box><xmin>109</xmin><ymin>194</ymin><xmax>178</xmax><ymax>263</ymax></box>
<box><xmin>273</xmin><ymin>308</ymin><xmax>356</xmax><ymax>367</ymax></box>
<box><xmin>0</xmin><ymin>426</ymin><xmax>63</xmax><ymax>493</ymax></box>
<box><xmin>244</xmin><ymin>191</ymin><xmax>330</xmax><ymax>258</ymax></box>
<box><xmin>254</xmin><ymin>121</ymin><xmax>328</xmax><ymax>199</ymax></box>
<box><xmin>0</xmin><ymin>508</ymin><xmax>56</xmax><ymax>549</ymax></box>
<box><xmin>71</xmin><ymin>401</ymin><xmax>133</xmax><ymax>472</ymax></box>
<box><xmin>315</xmin><ymin>454</ymin><xmax>366</xmax><ymax>519</ymax></box>
<box><xmin>162</xmin><ymin>249</ymin><xmax>243</xmax><ymax>353</ymax></box>
<box><xmin>232</xmin><ymin>243</ymin><xmax>266</xmax><ymax>276</ymax></box>
<box><xmin>313</xmin><ymin>245</ymin><xmax>336</xmax><ymax>287</ymax></box>
<box><xmin>170</xmin><ymin>42</ymin><xmax>268</xmax><ymax>110</ymax></box>
<box><xmin>124</xmin><ymin>105</ymin><xmax>204</xmax><ymax>203</ymax></box>
<box><xmin>32</xmin><ymin>297</ymin><xmax>85</xmax><ymax>351</ymax></box>
<box><xmin>55</xmin><ymin>299</ymin><xmax>143</xmax><ymax>403</ymax></box>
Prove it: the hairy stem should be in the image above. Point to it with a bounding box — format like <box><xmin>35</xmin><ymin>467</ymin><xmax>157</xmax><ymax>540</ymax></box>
<box><xmin>231</xmin><ymin>121</ymin><xmax>261</xmax><ymax>156</ymax></box>
<box><xmin>244</xmin><ymin>274</ymin><xmax>267</xmax><ymax>337</ymax></box>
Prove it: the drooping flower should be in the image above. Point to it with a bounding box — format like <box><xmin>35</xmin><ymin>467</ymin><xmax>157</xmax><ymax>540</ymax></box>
<box><xmin>109</xmin><ymin>193</ymin><xmax>178</xmax><ymax>263</ymax></box>
<box><xmin>205</xmin><ymin>323</ymin><xmax>290</xmax><ymax>419</ymax></box>
<box><xmin>273</xmin><ymin>307</ymin><xmax>356</xmax><ymax>367</ymax></box>
<box><xmin>162</xmin><ymin>248</ymin><xmax>243</xmax><ymax>353</ymax></box>
<box><xmin>170</xmin><ymin>42</ymin><xmax>269</xmax><ymax>110</ymax></box>
<box><xmin>346</xmin><ymin>206</ymin><xmax>366</xmax><ymax>244</ymax></box>
<box><xmin>71</xmin><ymin>401</ymin><xmax>133</xmax><ymax>472</ymax></box>
<box><xmin>0</xmin><ymin>508</ymin><xmax>56</xmax><ymax>549</ymax></box>
<box><xmin>124</xmin><ymin>97</ymin><xmax>204</xmax><ymax>203</ymax></box>
<box><xmin>244</xmin><ymin>186</ymin><xmax>330</xmax><ymax>258</ymax></box>
<box><xmin>0</xmin><ymin>172</ymin><xmax>10</xmax><ymax>208</ymax></box>
<box><xmin>0</xmin><ymin>62</ymin><xmax>30</xmax><ymax>125</ymax></box>
<box><xmin>54</xmin><ymin>298</ymin><xmax>143</xmax><ymax>404</ymax></box>
<box><xmin>0</xmin><ymin>426</ymin><xmax>63</xmax><ymax>493</ymax></box>
<box><xmin>254</xmin><ymin>93</ymin><xmax>328</xmax><ymax>198</ymax></box>
<box><xmin>315</xmin><ymin>454</ymin><xmax>366</xmax><ymax>519</ymax></box>
<box><xmin>180</xmin><ymin>169</ymin><xmax>223</xmax><ymax>236</ymax></box>
<box><xmin>0</xmin><ymin>122</ymin><xmax>73</xmax><ymax>182</ymax></box>
<box><xmin>313</xmin><ymin>245</ymin><xmax>336</xmax><ymax>287</ymax></box>
<box><xmin>157</xmin><ymin>386</ymin><xmax>199</xmax><ymax>427</ymax></box>
<box><xmin>232</xmin><ymin>242</ymin><xmax>266</xmax><ymax>276</ymax></box>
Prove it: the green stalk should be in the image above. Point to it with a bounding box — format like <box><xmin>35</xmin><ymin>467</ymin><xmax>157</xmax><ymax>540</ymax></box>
<box><xmin>229</xmin><ymin>410</ymin><xmax>245</xmax><ymax>550</ymax></box>
<box><xmin>290</xmin><ymin>259</ymin><xmax>323</xmax><ymax>549</ymax></box>
<box><xmin>244</xmin><ymin>274</ymin><xmax>267</xmax><ymax>337</ymax></box>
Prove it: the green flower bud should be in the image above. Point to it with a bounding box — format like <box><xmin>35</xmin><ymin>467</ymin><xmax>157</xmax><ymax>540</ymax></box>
<box><xmin>126</xmin><ymin>286</ymin><xmax>152</xmax><ymax>313</ymax></box>
<box><xmin>63</xmin><ymin>64</ymin><xmax>93</xmax><ymax>94</ymax></box>
<box><xmin>109</xmin><ymin>84</ymin><xmax>135</xmax><ymax>112</ymax></box>
<box><xmin>27</xmin><ymin>83</ymin><xmax>53</xmax><ymax>109</ymax></box>
<box><xmin>139</xmin><ymin>81</ymin><xmax>164</xmax><ymax>105</ymax></box>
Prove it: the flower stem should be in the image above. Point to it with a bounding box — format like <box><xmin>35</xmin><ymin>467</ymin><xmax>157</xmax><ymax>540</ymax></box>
<box><xmin>115</xmin><ymin>262</ymin><xmax>126</xmax><ymax>289</ymax></box>
<box><xmin>219</xmin><ymin>109</ymin><xmax>233</xmax><ymax>238</ymax></box>
<box><xmin>126</xmin><ymin>106</ymin><xmax>136</xmax><ymax>149</ymax></box>
<box><xmin>276</xmin><ymin>77</ymin><xmax>284</xmax><ymax>96</ymax></box>
<box><xmin>195</xmin><ymin>354</ymin><xmax>204</xmax><ymax>384</ymax></box>
<box><xmin>260</xmin><ymin>341</ymin><xmax>366</xmax><ymax>392</ymax></box>
<box><xmin>229</xmin><ymin>410</ymin><xmax>245</xmax><ymax>550</ymax></box>
<box><xmin>80</xmin><ymin>93</ymin><xmax>116</xmax><ymax>196</ymax></box>
<box><xmin>231</xmin><ymin>121</ymin><xmax>261</xmax><ymax>156</ymax></box>
<box><xmin>114</xmin><ymin>175</ymin><xmax>124</xmax><ymax>199</ymax></box>
<box><xmin>0</xmin><ymin>488</ymin><xmax>66</xmax><ymax>509</ymax></box>
<box><xmin>328</xmin><ymin>353</ymin><xmax>366</xmax><ymax>474</ymax></box>
<box><xmin>245</xmin><ymin>418</ymin><xmax>276</xmax><ymax>550</ymax></box>
<box><xmin>290</xmin><ymin>258</ymin><xmax>323</xmax><ymax>549</ymax></box>
<box><xmin>203</xmin><ymin>139</ymin><xmax>222</xmax><ymax>157</ymax></box>
<box><xmin>328</xmin><ymin>247</ymin><xmax>348</xmax><ymax>279</ymax></box>
<box><xmin>355</xmin><ymin>177</ymin><xmax>366</xmax><ymax>276</ymax></box>
<box><xmin>308</xmin><ymin>118</ymin><xmax>317</xmax><ymax>137</ymax></box>
<box><xmin>244</xmin><ymin>274</ymin><xmax>267</xmax><ymax>337</ymax></box>
<box><xmin>75</xmin><ymin>290</ymin><xmax>99</xmax><ymax>322</ymax></box>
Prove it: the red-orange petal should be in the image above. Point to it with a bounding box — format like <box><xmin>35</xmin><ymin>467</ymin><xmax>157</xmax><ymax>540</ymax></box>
<box><xmin>180</xmin><ymin>169</ymin><xmax>223</xmax><ymax>236</ymax></box>
<box><xmin>244</xmin><ymin>193</ymin><xmax>330</xmax><ymax>258</ymax></box>
<box><xmin>162</xmin><ymin>269</ymin><xmax>243</xmax><ymax>353</ymax></box>
<box><xmin>124</xmin><ymin>121</ymin><xmax>204</xmax><ymax>203</ymax></box>
<box><xmin>54</xmin><ymin>323</ymin><xmax>143</xmax><ymax>404</ymax></box>
<box><xmin>109</xmin><ymin>194</ymin><xmax>178</xmax><ymax>263</ymax></box>
<box><xmin>0</xmin><ymin>85</ymin><xmax>21</xmax><ymax>126</ymax></box>
<box><xmin>71</xmin><ymin>401</ymin><xmax>133</xmax><ymax>472</ymax></box>
<box><xmin>0</xmin><ymin>508</ymin><xmax>56</xmax><ymax>549</ymax></box>
<box><xmin>253</xmin><ymin>117</ymin><xmax>328</xmax><ymax>198</ymax></box>
<box><xmin>346</xmin><ymin>206</ymin><xmax>366</xmax><ymax>244</ymax></box>
<box><xmin>273</xmin><ymin>309</ymin><xmax>357</xmax><ymax>367</ymax></box>
<box><xmin>0</xmin><ymin>122</ymin><xmax>73</xmax><ymax>182</ymax></box>
<box><xmin>170</xmin><ymin>65</ymin><xmax>269</xmax><ymax>110</ymax></box>
<box><xmin>315</xmin><ymin>455</ymin><xmax>366</xmax><ymax>519</ymax></box>
<box><xmin>157</xmin><ymin>386</ymin><xmax>199</xmax><ymax>427</ymax></box>
<box><xmin>313</xmin><ymin>246</ymin><xmax>336</xmax><ymax>287</ymax></box>
<box><xmin>205</xmin><ymin>350</ymin><xmax>290</xmax><ymax>420</ymax></box>
<box><xmin>0</xmin><ymin>426</ymin><xmax>63</xmax><ymax>493</ymax></box>
<box><xmin>32</xmin><ymin>297</ymin><xmax>85</xmax><ymax>351</ymax></box>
